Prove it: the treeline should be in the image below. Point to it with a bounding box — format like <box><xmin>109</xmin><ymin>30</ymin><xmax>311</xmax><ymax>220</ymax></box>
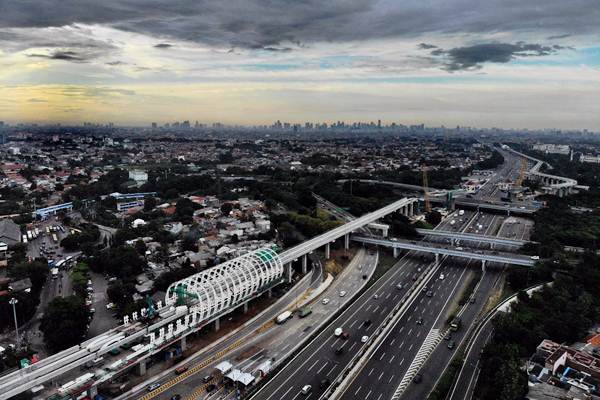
<box><xmin>476</xmin><ymin>253</ymin><xmax>600</xmax><ymax>400</ymax></box>
<box><xmin>474</xmin><ymin>149</ymin><xmax>504</xmax><ymax>170</ymax></box>
<box><xmin>526</xmin><ymin>197</ymin><xmax>600</xmax><ymax>254</ymax></box>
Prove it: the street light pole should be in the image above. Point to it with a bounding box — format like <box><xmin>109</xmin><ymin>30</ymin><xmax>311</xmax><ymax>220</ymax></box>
<box><xmin>9</xmin><ymin>298</ymin><xmax>20</xmax><ymax>348</ymax></box>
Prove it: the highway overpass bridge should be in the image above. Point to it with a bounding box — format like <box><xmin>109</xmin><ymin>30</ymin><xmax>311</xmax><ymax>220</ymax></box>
<box><xmin>0</xmin><ymin>197</ymin><xmax>418</xmax><ymax>400</ymax></box>
<box><xmin>415</xmin><ymin>228</ymin><xmax>531</xmax><ymax>247</ymax></box>
<box><xmin>352</xmin><ymin>236</ymin><xmax>536</xmax><ymax>267</ymax></box>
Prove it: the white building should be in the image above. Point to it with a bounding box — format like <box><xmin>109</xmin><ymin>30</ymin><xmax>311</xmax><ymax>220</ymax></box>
<box><xmin>129</xmin><ymin>169</ymin><xmax>148</xmax><ymax>185</ymax></box>
<box><xmin>580</xmin><ymin>154</ymin><xmax>600</xmax><ymax>164</ymax></box>
<box><xmin>532</xmin><ymin>144</ymin><xmax>570</xmax><ymax>155</ymax></box>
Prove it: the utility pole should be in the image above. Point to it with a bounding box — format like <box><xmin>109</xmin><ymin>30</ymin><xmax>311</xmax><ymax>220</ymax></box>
<box><xmin>9</xmin><ymin>298</ymin><xmax>20</xmax><ymax>348</ymax></box>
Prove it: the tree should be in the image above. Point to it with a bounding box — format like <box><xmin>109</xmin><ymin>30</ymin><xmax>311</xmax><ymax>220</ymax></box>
<box><xmin>425</xmin><ymin>210</ymin><xmax>442</xmax><ymax>226</ymax></box>
<box><xmin>143</xmin><ymin>196</ymin><xmax>157</xmax><ymax>212</ymax></box>
<box><xmin>40</xmin><ymin>296</ymin><xmax>90</xmax><ymax>352</ymax></box>
<box><xmin>220</xmin><ymin>202</ymin><xmax>233</xmax><ymax>215</ymax></box>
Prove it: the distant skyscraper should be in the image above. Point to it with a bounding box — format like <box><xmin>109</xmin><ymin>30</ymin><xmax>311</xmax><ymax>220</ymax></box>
<box><xmin>151</xmin><ymin>122</ymin><xmax>157</xmax><ymax>129</ymax></box>
<box><xmin>378</xmin><ymin>119</ymin><xmax>381</xmax><ymax>128</ymax></box>
<box><xmin>0</xmin><ymin>121</ymin><xmax>4</xmax><ymax>127</ymax></box>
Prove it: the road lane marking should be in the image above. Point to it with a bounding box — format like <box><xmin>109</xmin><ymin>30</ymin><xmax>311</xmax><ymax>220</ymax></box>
<box><xmin>378</xmin><ymin>371</ymin><xmax>384</xmax><ymax>381</ymax></box>
<box><xmin>316</xmin><ymin>361</ymin><xmax>328</xmax><ymax>374</ymax></box>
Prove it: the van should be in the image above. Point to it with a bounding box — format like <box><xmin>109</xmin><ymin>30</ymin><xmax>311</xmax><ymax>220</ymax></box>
<box><xmin>334</xmin><ymin>328</ymin><xmax>343</xmax><ymax>337</ymax></box>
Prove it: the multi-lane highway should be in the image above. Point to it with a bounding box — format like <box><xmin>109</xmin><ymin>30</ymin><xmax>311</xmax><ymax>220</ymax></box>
<box><xmin>397</xmin><ymin>215</ymin><xmax>532</xmax><ymax>400</ymax></box>
<box><xmin>249</xmin><ymin>211</ymin><xmax>475</xmax><ymax>400</ymax></box>
<box><xmin>126</xmin><ymin>249</ymin><xmax>379</xmax><ymax>400</ymax></box>
<box><xmin>337</xmin><ymin>212</ymin><xmax>504</xmax><ymax>400</ymax></box>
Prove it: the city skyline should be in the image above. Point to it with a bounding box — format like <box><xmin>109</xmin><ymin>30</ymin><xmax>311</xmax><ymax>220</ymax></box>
<box><xmin>1</xmin><ymin>0</ymin><xmax>599</xmax><ymax>129</ymax></box>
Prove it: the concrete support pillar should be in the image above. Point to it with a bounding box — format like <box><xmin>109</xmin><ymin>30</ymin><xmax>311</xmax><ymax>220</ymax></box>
<box><xmin>409</xmin><ymin>202</ymin><xmax>414</xmax><ymax>217</ymax></box>
<box><xmin>137</xmin><ymin>360</ymin><xmax>147</xmax><ymax>376</ymax></box>
<box><xmin>383</xmin><ymin>227</ymin><xmax>389</xmax><ymax>237</ymax></box>
<box><xmin>284</xmin><ymin>262</ymin><xmax>292</xmax><ymax>283</ymax></box>
<box><xmin>435</xmin><ymin>253</ymin><xmax>440</xmax><ymax>265</ymax></box>
<box><xmin>243</xmin><ymin>301</ymin><xmax>249</xmax><ymax>314</ymax></box>
<box><xmin>214</xmin><ymin>317</ymin><xmax>220</xmax><ymax>332</ymax></box>
<box><xmin>481</xmin><ymin>259</ymin><xmax>486</xmax><ymax>271</ymax></box>
<box><xmin>302</xmin><ymin>254</ymin><xmax>308</xmax><ymax>274</ymax></box>
<box><xmin>180</xmin><ymin>335</ymin><xmax>187</xmax><ymax>351</ymax></box>
<box><xmin>267</xmin><ymin>289</ymin><xmax>272</xmax><ymax>298</ymax></box>
<box><xmin>344</xmin><ymin>234</ymin><xmax>350</xmax><ymax>250</ymax></box>
<box><xmin>325</xmin><ymin>243</ymin><xmax>331</xmax><ymax>260</ymax></box>
<box><xmin>393</xmin><ymin>247</ymin><xmax>400</xmax><ymax>258</ymax></box>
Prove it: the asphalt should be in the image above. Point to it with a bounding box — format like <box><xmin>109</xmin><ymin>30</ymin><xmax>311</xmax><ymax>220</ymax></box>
<box><xmin>337</xmin><ymin>212</ymin><xmax>503</xmax><ymax>400</ymax></box>
<box><xmin>399</xmin><ymin>216</ymin><xmax>531</xmax><ymax>400</ymax></box>
<box><xmin>249</xmin><ymin>212</ymin><xmax>469</xmax><ymax>400</ymax></box>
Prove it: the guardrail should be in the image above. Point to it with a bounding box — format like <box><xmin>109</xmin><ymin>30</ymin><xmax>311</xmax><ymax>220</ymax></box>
<box><xmin>445</xmin><ymin>281</ymin><xmax>550</xmax><ymax>400</ymax></box>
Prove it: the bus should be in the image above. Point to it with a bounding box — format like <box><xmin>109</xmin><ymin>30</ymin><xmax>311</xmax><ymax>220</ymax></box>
<box><xmin>51</xmin><ymin>268</ymin><xmax>59</xmax><ymax>279</ymax></box>
<box><xmin>45</xmin><ymin>226</ymin><xmax>50</xmax><ymax>234</ymax></box>
<box><xmin>52</xmin><ymin>233</ymin><xmax>58</xmax><ymax>243</ymax></box>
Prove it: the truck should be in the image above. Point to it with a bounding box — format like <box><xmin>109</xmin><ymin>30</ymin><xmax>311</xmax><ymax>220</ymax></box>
<box><xmin>298</xmin><ymin>306</ymin><xmax>312</xmax><ymax>318</ymax></box>
<box><xmin>27</xmin><ymin>231</ymin><xmax>33</xmax><ymax>241</ymax></box>
<box><xmin>51</xmin><ymin>268</ymin><xmax>59</xmax><ymax>279</ymax></box>
<box><xmin>275</xmin><ymin>311</ymin><xmax>292</xmax><ymax>324</ymax></box>
<box><xmin>450</xmin><ymin>317</ymin><xmax>462</xmax><ymax>332</ymax></box>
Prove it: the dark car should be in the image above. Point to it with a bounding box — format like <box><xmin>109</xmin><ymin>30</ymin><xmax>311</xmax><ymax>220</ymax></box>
<box><xmin>416</xmin><ymin>317</ymin><xmax>424</xmax><ymax>325</ymax></box>
<box><xmin>363</xmin><ymin>319</ymin><xmax>372</xmax><ymax>327</ymax></box>
<box><xmin>335</xmin><ymin>347</ymin><xmax>344</xmax><ymax>355</ymax></box>
<box><xmin>206</xmin><ymin>384</ymin><xmax>217</xmax><ymax>392</ymax></box>
<box><xmin>426</xmin><ymin>290</ymin><xmax>433</xmax><ymax>297</ymax></box>
<box><xmin>341</xmin><ymin>332</ymin><xmax>350</xmax><ymax>339</ymax></box>
<box><xmin>171</xmin><ymin>395</ymin><xmax>181</xmax><ymax>400</ymax></box>
<box><xmin>203</xmin><ymin>375</ymin><xmax>213</xmax><ymax>383</ymax></box>
<box><xmin>413</xmin><ymin>373</ymin><xmax>423</xmax><ymax>383</ymax></box>
<box><xmin>447</xmin><ymin>340</ymin><xmax>456</xmax><ymax>349</ymax></box>
<box><xmin>175</xmin><ymin>366</ymin><xmax>188</xmax><ymax>375</ymax></box>
<box><xmin>320</xmin><ymin>378</ymin><xmax>331</xmax><ymax>388</ymax></box>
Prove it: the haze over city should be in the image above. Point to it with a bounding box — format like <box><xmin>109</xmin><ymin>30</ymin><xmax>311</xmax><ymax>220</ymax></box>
<box><xmin>1</xmin><ymin>0</ymin><xmax>599</xmax><ymax>128</ymax></box>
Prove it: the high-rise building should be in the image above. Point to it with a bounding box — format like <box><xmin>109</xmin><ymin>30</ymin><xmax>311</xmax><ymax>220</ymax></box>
<box><xmin>151</xmin><ymin>122</ymin><xmax>157</xmax><ymax>129</ymax></box>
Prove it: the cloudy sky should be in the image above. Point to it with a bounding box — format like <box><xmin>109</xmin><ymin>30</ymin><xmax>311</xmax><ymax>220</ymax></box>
<box><xmin>1</xmin><ymin>0</ymin><xmax>599</xmax><ymax>129</ymax></box>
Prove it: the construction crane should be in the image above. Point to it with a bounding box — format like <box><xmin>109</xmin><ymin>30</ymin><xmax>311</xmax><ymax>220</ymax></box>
<box><xmin>516</xmin><ymin>157</ymin><xmax>528</xmax><ymax>187</ymax></box>
<box><xmin>422</xmin><ymin>164</ymin><xmax>432</xmax><ymax>213</ymax></box>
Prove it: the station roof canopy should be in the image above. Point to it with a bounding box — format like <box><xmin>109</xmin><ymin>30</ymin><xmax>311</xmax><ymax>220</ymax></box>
<box><xmin>226</xmin><ymin>369</ymin><xmax>255</xmax><ymax>386</ymax></box>
<box><xmin>215</xmin><ymin>360</ymin><xmax>233</xmax><ymax>374</ymax></box>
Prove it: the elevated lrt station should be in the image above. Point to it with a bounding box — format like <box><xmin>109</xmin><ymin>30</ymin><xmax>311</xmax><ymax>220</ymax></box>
<box><xmin>0</xmin><ymin>198</ymin><xmax>418</xmax><ymax>400</ymax></box>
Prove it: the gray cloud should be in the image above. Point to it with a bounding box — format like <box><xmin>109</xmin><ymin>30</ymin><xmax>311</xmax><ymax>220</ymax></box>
<box><xmin>425</xmin><ymin>42</ymin><xmax>563</xmax><ymax>71</ymax></box>
<box><xmin>0</xmin><ymin>0</ymin><xmax>597</xmax><ymax>51</ymax></box>
<box><xmin>418</xmin><ymin>43</ymin><xmax>437</xmax><ymax>50</ymax></box>
<box><xmin>154</xmin><ymin>43</ymin><xmax>173</xmax><ymax>48</ymax></box>
<box><xmin>27</xmin><ymin>50</ymin><xmax>91</xmax><ymax>62</ymax></box>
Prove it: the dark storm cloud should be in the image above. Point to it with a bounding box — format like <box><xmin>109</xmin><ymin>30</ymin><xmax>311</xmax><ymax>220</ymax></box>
<box><xmin>426</xmin><ymin>42</ymin><xmax>562</xmax><ymax>71</ymax></box>
<box><xmin>547</xmin><ymin>34</ymin><xmax>571</xmax><ymax>40</ymax></box>
<box><xmin>418</xmin><ymin>43</ymin><xmax>437</xmax><ymax>50</ymax></box>
<box><xmin>27</xmin><ymin>50</ymin><xmax>91</xmax><ymax>62</ymax></box>
<box><xmin>0</xmin><ymin>0</ymin><xmax>597</xmax><ymax>51</ymax></box>
<box><xmin>154</xmin><ymin>43</ymin><xmax>173</xmax><ymax>48</ymax></box>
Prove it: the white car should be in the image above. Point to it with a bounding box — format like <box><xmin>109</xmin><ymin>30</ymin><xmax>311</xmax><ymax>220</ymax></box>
<box><xmin>530</xmin><ymin>255</ymin><xmax>540</xmax><ymax>260</ymax></box>
<box><xmin>334</xmin><ymin>327</ymin><xmax>343</xmax><ymax>337</ymax></box>
<box><xmin>361</xmin><ymin>335</ymin><xmax>369</xmax><ymax>343</ymax></box>
<box><xmin>439</xmin><ymin>274</ymin><xmax>445</xmax><ymax>280</ymax></box>
<box><xmin>339</xmin><ymin>290</ymin><xmax>347</xmax><ymax>297</ymax></box>
<box><xmin>322</xmin><ymin>298</ymin><xmax>330</xmax><ymax>305</ymax></box>
<box><xmin>106</xmin><ymin>302</ymin><xmax>115</xmax><ymax>309</ymax></box>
